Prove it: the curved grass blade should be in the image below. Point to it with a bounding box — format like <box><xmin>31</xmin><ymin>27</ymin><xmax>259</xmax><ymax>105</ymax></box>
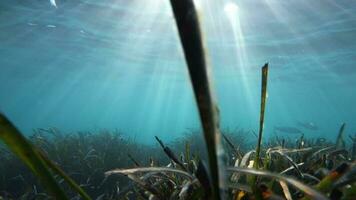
<box><xmin>302</xmin><ymin>173</ymin><xmax>320</xmax><ymax>183</ymax></box>
<box><xmin>105</xmin><ymin>167</ymin><xmax>194</xmax><ymax>181</ymax></box>
<box><xmin>169</xmin><ymin>0</ymin><xmax>224</xmax><ymax>199</ymax></box>
<box><xmin>240</xmin><ymin>150</ymin><xmax>255</xmax><ymax>167</ymax></box>
<box><xmin>227</xmin><ymin>167</ymin><xmax>328</xmax><ymax>200</ymax></box>
<box><xmin>115</xmin><ymin>171</ymin><xmax>161</xmax><ymax>198</ymax></box>
<box><xmin>0</xmin><ymin>113</ymin><xmax>68</xmax><ymax>199</ymax></box>
<box><xmin>230</xmin><ymin>150</ymin><xmax>255</xmax><ymax>183</ymax></box>
<box><xmin>107</xmin><ymin>167</ymin><xmax>191</xmax><ymax>199</ymax></box>
<box><xmin>38</xmin><ymin>151</ymin><xmax>92</xmax><ymax>200</ymax></box>
<box><xmin>311</xmin><ymin>146</ymin><xmax>335</xmax><ymax>157</ymax></box>
<box><xmin>271</xmin><ymin>147</ymin><xmax>313</xmax><ymax>154</ymax></box>
<box><xmin>178</xmin><ymin>179</ymin><xmax>198</xmax><ymax>199</ymax></box>
<box><xmin>125</xmin><ymin>173</ymin><xmax>161</xmax><ymax>198</ymax></box>
<box><xmin>279</xmin><ymin>180</ymin><xmax>292</xmax><ymax>200</ymax></box>
<box><xmin>273</xmin><ymin>150</ymin><xmax>304</xmax><ymax>178</ymax></box>
<box><xmin>328</xmin><ymin>148</ymin><xmax>348</xmax><ymax>158</ymax></box>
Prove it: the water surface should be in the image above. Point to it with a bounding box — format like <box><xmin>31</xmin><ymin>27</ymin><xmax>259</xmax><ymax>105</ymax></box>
<box><xmin>0</xmin><ymin>0</ymin><xmax>355</xmax><ymax>143</ymax></box>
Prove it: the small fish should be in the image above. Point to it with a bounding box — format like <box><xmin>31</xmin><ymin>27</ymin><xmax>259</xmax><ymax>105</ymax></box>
<box><xmin>274</xmin><ymin>126</ymin><xmax>302</xmax><ymax>134</ymax></box>
<box><xmin>27</xmin><ymin>22</ymin><xmax>38</xmax><ymax>26</ymax></box>
<box><xmin>50</xmin><ymin>0</ymin><xmax>57</xmax><ymax>8</ymax></box>
<box><xmin>297</xmin><ymin>121</ymin><xmax>318</xmax><ymax>131</ymax></box>
<box><xmin>46</xmin><ymin>24</ymin><xmax>56</xmax><ymax>28</ymax></box>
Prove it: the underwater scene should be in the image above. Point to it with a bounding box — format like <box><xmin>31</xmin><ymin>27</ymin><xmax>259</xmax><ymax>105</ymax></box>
<box><xmin>0</xmin><ymin>0</ymin><xmax>356</xmax><ymax>199</ymax></box>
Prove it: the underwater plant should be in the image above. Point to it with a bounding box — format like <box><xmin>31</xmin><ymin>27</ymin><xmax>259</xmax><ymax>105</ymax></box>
<box><xmin>0</xmin><ymin>114</ymin><xmax>91</xmax><ymax>200</ymax></box>
<box><xmin>2</xmin><ymin>124</ymin><xmax>356</xmax><ymax>199</ymax></box>
<box><xmin>169</xmin><ymin>0</ymin><xmax>224</xmax><ymax>199</ymax></box>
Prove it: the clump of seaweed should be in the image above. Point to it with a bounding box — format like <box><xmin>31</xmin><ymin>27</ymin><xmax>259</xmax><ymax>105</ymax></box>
<box><xmin>0</xmin><ymin>127</ymin><xmax>247</xmax><ymax>199</ymax></box>
<box><xmin>102</xmin><ymin>127</ymin><xmax>356</xmax><ymax>199</ymax></box>
<box><xmin>0</xmin><ymin>118</ymin><xmax>356</xmax><ymax>200</ymax></box>
<box><xmin>0</xmin><ymin>127</ymin><xmax>174</xmax><ymax>199</ymax></box>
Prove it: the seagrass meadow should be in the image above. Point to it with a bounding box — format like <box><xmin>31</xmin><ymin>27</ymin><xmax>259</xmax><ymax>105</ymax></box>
<box><xmin>1</xmin><ymin>0</ymin><xmax>356</xmax><ymax>199</ymax></box>
<box><xmin>1</xmin><ymin>121</ymin><xmax>356</xmax><ymax>199</ymax></box>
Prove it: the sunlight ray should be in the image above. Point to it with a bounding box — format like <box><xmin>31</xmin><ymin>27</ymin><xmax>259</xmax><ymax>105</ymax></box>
<box><xmin>223</xmin><ymin>1</ymin><xmax>255</xmax><ymax>112</ymax></box>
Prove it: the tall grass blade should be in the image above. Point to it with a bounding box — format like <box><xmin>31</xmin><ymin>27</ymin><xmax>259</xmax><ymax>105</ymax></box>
<box><xmin>222</xmin><ymin>133</ymin><xmax>242</xmax><ymax>159</ymax></box>
<box><xmin>128</xmin><ymin>153</ymin><xmax>141</xmax><ymax>167</ymax></box>
<box><xmin>336</xmin><ymin>123</ymin><xmax>346</xmax><ymax>149</ymax></box>
<box><xmin>254</xmin><ymin>63</ymin><xmax>269</xmax><ymax>169</ymax></box>
<box><xmin>155</xmin><ymin>136</ymin><xmax>187</xmax><ymax>171</ymax></box>
<box><xmin>0</xmin><ymin>113</ymin><xmax>69</xmax><ymax>199</ymax></box>
<box><xmin>169</xmin><ymin>0</ymin><xmax>224</xmax><ymax>199</ymax></box>
<box><xmin>249</xmin><ymin>64</ymin><xmax>269</xmax><ymax>197</ymax></box>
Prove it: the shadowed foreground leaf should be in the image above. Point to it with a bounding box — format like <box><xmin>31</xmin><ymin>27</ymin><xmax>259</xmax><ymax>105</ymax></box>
<box><xmin>0</xmin><ymin>113</ymin><xmax>68</xmax><ymax>199</ymax></box>
<box><xmin>315</xmin><ymin>163</ymin><xmax>350</xmax><ymax>193</ymax></box>
<box><xmin>169</xmin><ymin>0</ymin><xmax>225</xmax><ymax>199</ymax></box>
<box><xmin>38</xmin><ymin>151</ymin><xmax>92</xmax><ymax>200</ymax></box>
<box><xmin>196</xmin><ymin>161</ymin><xmax>212</xmax><ymax>198</ymax></box>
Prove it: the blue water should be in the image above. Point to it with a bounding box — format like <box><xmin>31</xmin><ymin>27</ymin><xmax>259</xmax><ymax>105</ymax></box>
<box><xmin>0</xmin><ymin>0</ymin><xmax>355</xmax><ymax>143</ymax></box>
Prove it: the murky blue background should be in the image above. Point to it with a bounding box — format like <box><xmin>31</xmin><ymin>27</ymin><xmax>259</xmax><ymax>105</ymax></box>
<box><xmin>0</xmin><ymin>0</ymin><xmax>355</xmax><ymax>143</ymax></box>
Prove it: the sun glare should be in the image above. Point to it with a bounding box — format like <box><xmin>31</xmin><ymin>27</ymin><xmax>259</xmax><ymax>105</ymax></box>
<box><xmin>224</xmin><ymin>2</ymin><xmax>239</xmax><ymax>18</ymax></box>
<box><xmin>193</xmin><ymin>0</ymin><xmax>202</xmax><ymax>10</ymax></box>
<box><xmin>223</xmin><ymin>1</ymin><xmax>254</xmax><ymax>111</ymax></box>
